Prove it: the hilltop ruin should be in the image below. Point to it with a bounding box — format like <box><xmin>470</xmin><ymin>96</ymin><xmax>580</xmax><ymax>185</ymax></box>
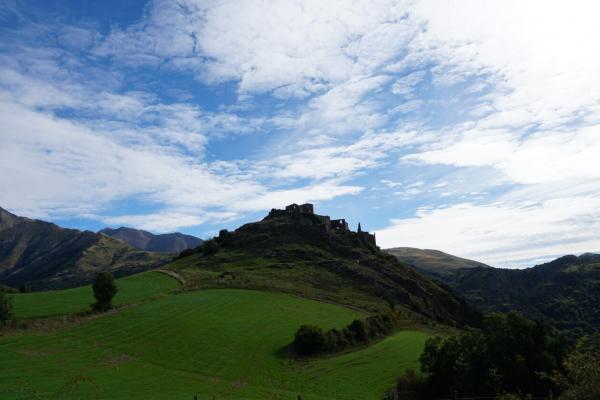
<box><xmin>266</xmin><ymin>203</ymin><xmax>376</xmax><ymax>246</ymax></box>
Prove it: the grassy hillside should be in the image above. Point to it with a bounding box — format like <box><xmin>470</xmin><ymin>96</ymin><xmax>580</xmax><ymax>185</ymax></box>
<box><xmin>0</xmin><ymin>207</ymin><xmax>171</xmax><ymax>290</ymax></box>
<box><xmin>11</xmin><ymin>271</ymin><xmax>179</xmax><ymax>320</ymax></box>
<box><xmin>1</xmin><ymin>289</ymin><xmax>429</xmax><ymax>399</ymax></box>
<box><xmin>385</xmin><ymin>247</ymin><xmax>490</xmax><ymax>275</ymax></box>
<box><xmin>167</xmin><ymin>212</ymin><xmax>481</xmax><ymax>328</ymax></box>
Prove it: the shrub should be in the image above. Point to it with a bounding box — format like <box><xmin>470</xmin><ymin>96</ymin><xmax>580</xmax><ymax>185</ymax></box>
<box><xmin>395</xmin><ymin>369</ymin><xmax>426</xmax><ymax>400</ymax></box>
<box><xmin>553</xmin><ymin>335</ymin><xmax>600</xmax><ymax>400</ymax></box>
<box><xmin>347</xmin><ymin>318</ymin><xmax>368</xmax><ymax>342</ymax></box>
<box><xmin>0</xmin><ymin>288</ymin><xmax>13</xmax><ymax>327</ymax></box>
<box><xmin>293</xmin><ymin>311</ymin><xmax>400</xmax><ymax>356</ymax></box>
<box><xmin>92</xmin><ymin>272</ymin><xmax>118</xmax><ymax>312</ymax></box>
<box><xmin>293</xmin><ymin>325</ymin><xmax>329</xmax><ymax>355</ymax></box>
<box><xmin>202</xmin><ymin>239</ymin><xmax>220</xmax><ymax>256</ymax></box>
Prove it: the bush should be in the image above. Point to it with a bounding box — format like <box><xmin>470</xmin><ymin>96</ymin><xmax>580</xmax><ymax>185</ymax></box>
<box><xmin>0</xmin><ymin>288</ymin><xmax>13</xmax><ymax>327</ymax></box>
<box><xmin>293</xmin><ymin>325</ymin><xmax>329</xmax><ymax>355</ymax></box>
<box><xmin>293</xmin><ymin>311</ymin><xmax>400</xmax><ymax>356</ymax></box>
<box><xmin>395</xmin><ymin>369</ymin><xmax>426</xmax><ymax>400</ymax></box>
<box><xmin>201</xmin><ymin>239</ymin><xmax>220</xmax><ymax>256</ymax></box>
<box><xmin>553</xmin><ymin>335</ymin><xmax>600</xmax><ymax>400</ymax></box>
<box><xmin>92</xmin><ymin>272</ymin><xmax>118</xmax><ymax>312</ymax></box>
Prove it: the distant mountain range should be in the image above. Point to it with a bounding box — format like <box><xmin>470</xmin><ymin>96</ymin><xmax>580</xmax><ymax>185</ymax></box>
<box><xmin>386</xmin><ymin>247</ymin><xmax>600</xmax><ymax>335</ymax></box>
<box><xmin>99</xmin><ymin>227</ymin><xmax>202</xmax><ymax>253</ymax></box>
<box><xmin>0</xmin><ymin>207</ymin><xmax>170</xmax><ymax>290</ymax></box>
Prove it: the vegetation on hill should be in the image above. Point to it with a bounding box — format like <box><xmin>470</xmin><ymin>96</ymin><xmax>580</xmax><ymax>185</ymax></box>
<box><xmin>385</xmin><ymin>247</ymin><xmax>491</xmax><ymax>275</ymax></box>
<box><xmin>92</xmin><ymin>272</ymin><xmax>118</xmax><ymax>312</ymax></box>
<box><xmin>423</xmin><ymin>254</ymin><xmax>600</xmax><ymax>336</ymax></box>
<box><xmin>0</xmin><ymin>207</ymin><xmax>171</xmax><ymax>290</ymax></box>
<box><xmin>99</xmin><ymin>227</ymin><xmax>202</xmax><ymax>253</ymax></box>
<box><xmin>0</xmin><ymin>286</ymin><xmax>13</xmax><ymax>327</ymax></box>
<box><xmin>554</xmin><ymin>334</ymin><xmax>600</xmax><ymax>400</ymax></box>
<box><xmin>392</xmin><ymin>313</ymin><xmax>570</xmax><ymax>399</ymax></box>
<box><xmin>0</xmin><ymin>288</ymin><xmax>429</xmax><ymax>399</ymax></box>
<box><xmin>10</xmin><ymin>271</ymin><xmax>179</xmax><ymax>320</ymax></box>
<box><xmin>170</xmin><ymin>211</ymin><xmax>481</xmax><ymax>328</ymax></box>
<box><xmin>292</xmin><ymin>311</ymin><xmax>401</xmax><ymax>356</ymax></box>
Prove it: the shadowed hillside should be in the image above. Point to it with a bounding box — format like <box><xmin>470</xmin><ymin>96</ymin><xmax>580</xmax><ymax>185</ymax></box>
<box><xmin>170</xmin><ymin>204</ymin><xmax>481</xmax><ymax>328</ymax></box>
<box><xmin>100</xmin><ymin>227</ymin><xmax>202</xmax><ymax>253</ymax></box>
<box><xmin>412</xmin><ymin>253</ymin><xmax>600</xmax><ymax>335</ymax></box>
<box><xmin>0</xmin><ymin>207</ymin><xmax>170</xmax><ymax>290</ymax></box>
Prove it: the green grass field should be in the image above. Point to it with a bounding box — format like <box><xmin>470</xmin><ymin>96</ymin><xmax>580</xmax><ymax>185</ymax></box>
<box><xmin>10</xmin><ymin>271</ymin><xmax>180</xmax><ymax>319</ymax></box>
<box><xmin>1</xmin><ymin>288</ymin><xmax>428</xmax><ymax>399</ymax></box>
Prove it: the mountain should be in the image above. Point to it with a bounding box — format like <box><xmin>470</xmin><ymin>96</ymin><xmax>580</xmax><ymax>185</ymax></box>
<box><xmin>385</xmin><ymin>247</ymin><xmax>491</xmax><ymax>275</ymax></box>
<box><xmin>0</xmin><ymin>207</ymin><xmax>170</xmax><ymax>290</ymax></box>
<box><xmin>404</xmin><ymin>252</ymin><xmax>600</xmax><ymax>335</ymax></box>
<box><xmin>169</xmin><ymin>203</ymin><xmax>481</xmax><ymax>328</ymax></box>
<box><xmin>99</xmin><ymin>227</ymin><xmax>202</xmax><ymax>253</ymax></box>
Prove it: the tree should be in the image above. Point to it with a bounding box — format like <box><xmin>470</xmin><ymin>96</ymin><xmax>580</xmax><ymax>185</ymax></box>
<box><xmin>92</xmin><ymin>272</ymin><xmax>118</xmax><ymax>312</ymax></box>
<box><xmin>0</xmin><ymin>288</ymin><xmax>13</xmax><ymax>327</ymax></box>
<box><xmin>419</xmin><ymin>313</ymin><xmax>568</xmax><ymax>398</ymax></box>
<box><xmin>553</xmin><ymin>335</ymin><xmax>600</xmax><ymax>400</ymax></box>
<box><xmin>293</xmin><ymin>325</ymin><xmax>328</xmax><ymax>355</ymax></box>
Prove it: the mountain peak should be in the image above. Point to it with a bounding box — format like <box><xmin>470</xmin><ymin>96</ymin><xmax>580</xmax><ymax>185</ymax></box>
<box><xmin>100</xmin><ymin>226</ymin><xmax>202</xmax><ymax>253</ymax></box>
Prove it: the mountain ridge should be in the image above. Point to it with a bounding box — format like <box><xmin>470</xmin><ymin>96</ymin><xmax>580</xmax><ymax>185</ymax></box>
<box><xmin>99</xmin><ymin>227</ymin><xmax>202</xmax><ymax>253</ymax></box>
<box><xmin>0</xmin><ymin>207</ymin><xmax>170</xmax><ymax>290</ymax></box>
<box><xmin>386</xmin><ymin>247</ymin><xmax>600</xmax><ymax>335</ymax></box>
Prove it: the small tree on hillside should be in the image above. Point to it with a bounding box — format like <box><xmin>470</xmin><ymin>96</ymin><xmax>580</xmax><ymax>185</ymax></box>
<box><xmin>0</xmin><ymin>288</ymin><xmax>13</xmax><ymax>327</ymax></box>
<box><xmin>92</xmin><ymin>272</ymin><xmax>118</xmax><ymax>312</ymax></box>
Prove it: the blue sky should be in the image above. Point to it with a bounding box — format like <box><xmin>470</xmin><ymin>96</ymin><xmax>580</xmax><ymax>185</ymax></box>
<box><xmin>1</xmin><ymin>0</ymin><xmax>600</xmax><ymax>267</ymax></box>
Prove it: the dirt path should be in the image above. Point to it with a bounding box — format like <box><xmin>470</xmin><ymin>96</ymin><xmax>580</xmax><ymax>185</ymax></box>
<box><xmin>155</xmin><ymin>269</ymin><xmax>186</xmax><ymax>286</ymax></box>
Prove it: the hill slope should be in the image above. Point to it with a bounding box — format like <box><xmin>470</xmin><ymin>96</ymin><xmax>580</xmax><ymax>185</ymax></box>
<box><xmin>99</xmin><ymin>227</ymin><xmax>202</xmax><ymax>253</ymax></box>
<box><xmin>385</xmin><ymin>247</ymin><xmax>491</xmax><ymax>275</ymax></box>
<box><xmin>11</xmin><ymin>271</ymin><xmax>179</xmax><ymax>319</ymax></box>
<box><xmin>1</xmin><ymin>288</ymin><xmax>428</xmax><ymax>399</ymax></box>
<box><xmin>169</xmin><ymin>205</ymin><xmax>481</xmax><ymax>327</ymax></box>
<box><xmin>425</xmin><ymin>253</ymin><xmax>600</xmax><ymax>335</ymax></box>
<box><xmin>0</xmin><ymin>207</ymin><xmax>170</xmax><ymax>290</ymax></box>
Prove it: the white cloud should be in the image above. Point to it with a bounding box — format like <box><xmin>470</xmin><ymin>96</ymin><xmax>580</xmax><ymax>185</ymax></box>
<box><xmin>413</xmin><ymin>0</ymin><xmax>600</xmax><ymax>129</ymax></box>
<box><xmin>392</xmin><ymin>70</ymin><xmax>426</xmax><ymax>96</ymax></box>
<box><xmin>377</xmin><ymin>197</ymin><xmax>600</xmax><ymax>267</ymax></box>
<box><xmin>102</xmin><ymin>210</ymin><xmax>236</xmax><ymax>233</ymax></box>
<box><xmin>231</xmin><ymin>182</ymin><xmax>364</xmax><ymax>213</ymax></box>
<box><xmin>3</xmin><ymin>0</ymin><xmax>600</xmax><ymax>265</ymax></box>
<box><xmin>404</xmin><ymin>125</ymin><xmax>600</xmax><ymax>186</ymax></box>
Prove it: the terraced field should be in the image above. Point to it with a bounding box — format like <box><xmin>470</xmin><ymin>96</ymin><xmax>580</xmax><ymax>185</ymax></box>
<box><xmin>0</xmin><ymin>288</ymin><xmax>429</xmax><ymax>399</ymax></box>
<box><xmin>10</xmin><ymin>271</ymin><xmax>180</xmax><ymax>319</ymax></box>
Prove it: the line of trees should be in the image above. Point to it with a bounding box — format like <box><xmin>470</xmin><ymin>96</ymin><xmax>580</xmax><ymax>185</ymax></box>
<box><xmin>390</xmin><ymin>313</ymin><xmax>599</xmax><ymax>400</ymax></box>
<box><xmin>293</xmin><ymin>311</ymin><xmax>400</xmax><ymax>356</ymax></box>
